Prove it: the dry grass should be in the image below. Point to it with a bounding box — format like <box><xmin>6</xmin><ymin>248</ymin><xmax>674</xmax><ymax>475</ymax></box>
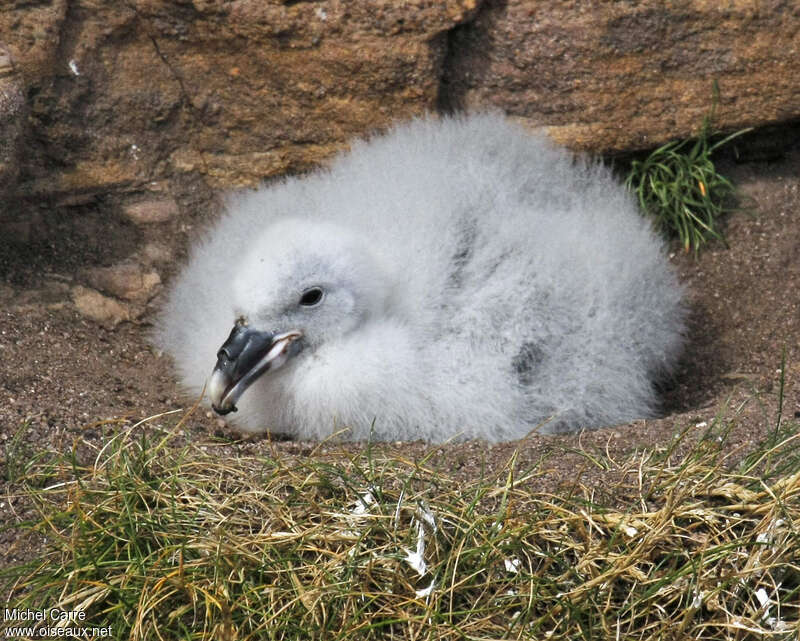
<box><xmin>2</xmin><ymin>403</ymin><xmax>799</xmax><ymax>640</ymax></box>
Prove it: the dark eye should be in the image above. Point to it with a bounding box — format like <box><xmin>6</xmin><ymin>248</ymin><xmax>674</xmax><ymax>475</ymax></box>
<box><xmin>299</xmin><ymin>286</ymin><xmax>324</xmax><ymax>307</ymax></box>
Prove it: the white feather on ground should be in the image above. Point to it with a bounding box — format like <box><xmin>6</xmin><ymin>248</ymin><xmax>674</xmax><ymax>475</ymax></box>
<box><xmin>156</xmin><ymin>113</ymin><xmax>685</xmax><ymax>442</ymax></box>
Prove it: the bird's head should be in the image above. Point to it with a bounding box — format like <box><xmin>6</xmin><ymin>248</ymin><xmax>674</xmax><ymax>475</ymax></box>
<box><xmin>207</xmin><ymin>217</ymin><xmax>393</xmax><ymax>415</ymax></box>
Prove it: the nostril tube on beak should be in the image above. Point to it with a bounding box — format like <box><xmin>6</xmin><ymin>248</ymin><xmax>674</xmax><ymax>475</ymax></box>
<box><xmin>217</xmin><ymin>323</ymin><xmax>265</xmax><ymax>361</ymax></box>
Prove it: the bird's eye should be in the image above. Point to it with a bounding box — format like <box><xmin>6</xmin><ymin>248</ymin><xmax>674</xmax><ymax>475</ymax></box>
<box><xmin>299</xmin><ymin>286</ymin><xmax>324</xmax><ymax>307</ymax></box>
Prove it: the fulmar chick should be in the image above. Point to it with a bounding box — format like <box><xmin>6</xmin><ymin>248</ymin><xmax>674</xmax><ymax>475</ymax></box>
<box><xmin>156</xmin><ymin>113</ymin><xmax>685</xmax><ymax>442</ymax></box>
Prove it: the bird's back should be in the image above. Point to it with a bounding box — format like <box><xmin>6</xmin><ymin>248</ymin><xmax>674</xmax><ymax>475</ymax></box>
<box><xmin>307</xmin><ymin>114</ymin><xmax>685</xmax><ymax>435</ymax></box>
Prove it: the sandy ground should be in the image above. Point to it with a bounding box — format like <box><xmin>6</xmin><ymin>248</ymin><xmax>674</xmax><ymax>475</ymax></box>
<box><xmin>1</xmin><ymin>146</ymin><xmax>799</xmax><ymax>568</ymax></box>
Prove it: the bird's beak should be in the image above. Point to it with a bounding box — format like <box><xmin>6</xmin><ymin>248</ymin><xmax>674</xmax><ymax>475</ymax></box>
<box><xmin>208</xmin><ymin>322</ymin><xmax>303</xmax><ymax>415</ymax></box>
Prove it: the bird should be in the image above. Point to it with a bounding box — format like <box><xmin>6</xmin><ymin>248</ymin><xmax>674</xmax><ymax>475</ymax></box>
<box><xmin>155</xmin><ymin>112</ymin><xmax>685</xmax><ymax>443</ymax></box>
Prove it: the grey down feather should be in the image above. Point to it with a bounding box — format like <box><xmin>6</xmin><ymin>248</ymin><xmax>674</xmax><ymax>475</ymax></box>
<box><xmin>156</xmin><ymin>113</ymin><xmax>685</xmax><ymax>442</ymax></box>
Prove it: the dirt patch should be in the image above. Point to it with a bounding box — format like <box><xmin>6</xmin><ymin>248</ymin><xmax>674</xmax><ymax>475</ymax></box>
<box><xmin>1</xmin><ymin>149</ymin><xmax>799</xmax><ymax>569</ymax></box>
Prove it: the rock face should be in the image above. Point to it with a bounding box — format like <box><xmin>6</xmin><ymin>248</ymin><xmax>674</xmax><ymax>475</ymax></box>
<box><xmin>2</xmin><ymin>0</ymin><xmax>480</xmax><ymax>196</ymax></box>
<box><xmin>441</xmin><ymin>1</ymin><xmax>800</xmax><ymax>151</ymax></box>
<box><xmin>1</xmin><ymin>1</ymin><xmax>799</xmax><ymax>326</ymax></box>
<box><xmin>1</xmin><ymin>0</ymin><xmax>797</xmax><ymax>203</ymax></box>
<box><xmin>0</xmin><ymin>44</ymin><xmax>25</xmax><ymax>207</ymax></box>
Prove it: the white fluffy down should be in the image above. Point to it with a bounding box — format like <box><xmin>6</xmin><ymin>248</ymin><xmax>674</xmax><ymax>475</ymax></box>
<box><xmin>156</xmin><ymin>113</ymin><xmax>685</xmax><ymax>442</ymax></box>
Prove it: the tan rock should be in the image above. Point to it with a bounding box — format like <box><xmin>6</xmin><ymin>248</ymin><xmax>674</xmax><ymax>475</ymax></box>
<box><xmin>0</xmin><ymin>1</ymin><xmax>67</xmax><ymax>78</ymax></box>
<box><xmin>140</xmin><ymin>241</ymin><xmax>174</xmax><ymax>266</ymax></box>
<box><xmin>71</xmin><ymin>285</ymin><xmax>131</xmax><ymax>328</ymax></box>
<box><xmin>442</xmin><ymin>1</ymin><xmax>800</xmax><ymax>152</ymax></box>
<box><xmin>83</xmin><ymin>261</ymin><xmax>162</xmax><ymax>305</ymax></box>
<box><xmin>2</xmin><ymin>1</ymin><xmax>480</xmax><ymax>194</ymax></box>
<box><xmin>0</xmin><ymin>0</ymin><xmax>797</xmax><ymax>206</ymax></box>
<box><xmin>23</xmin><ymin>161</ymin><xmax>142</xmax><ymax>198</ymax></box>
<box><xmin>123</xmin><ymin>198</ymin><xmax>180</xmax><ymax>224</ymax></box>
<box><xmin>0</xmin><ymin>43</ymin><xmax>24</xmax><ymax>206</ymax></box>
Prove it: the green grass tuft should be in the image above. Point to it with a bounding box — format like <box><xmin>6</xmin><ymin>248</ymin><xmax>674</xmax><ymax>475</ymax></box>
<box><xmin>625</xmin><ymin>116</ymin><xmax>751</xmax><ymax>254</ymax></box>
